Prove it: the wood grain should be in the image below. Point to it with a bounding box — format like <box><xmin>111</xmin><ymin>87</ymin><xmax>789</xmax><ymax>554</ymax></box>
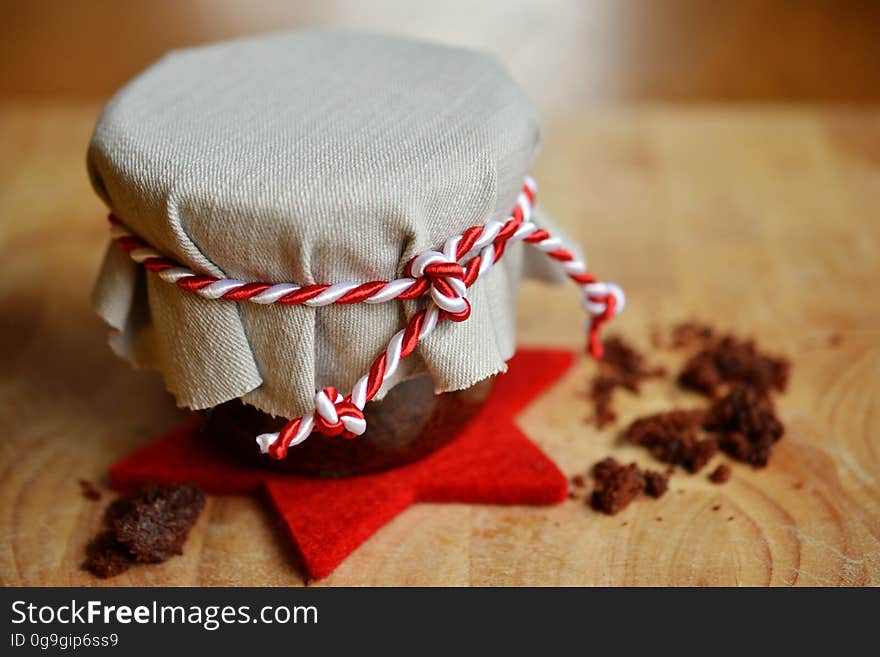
<box><xmin>0</xmin><ymin>103</ymin><xmax>878</xmax><ymax>586</ymax></box>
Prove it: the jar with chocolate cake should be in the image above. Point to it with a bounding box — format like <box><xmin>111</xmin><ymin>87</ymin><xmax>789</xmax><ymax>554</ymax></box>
<box><xmin>89</xmin><ymin>32</ymin><xmax>623</xmax><ymax>477</ymax></box>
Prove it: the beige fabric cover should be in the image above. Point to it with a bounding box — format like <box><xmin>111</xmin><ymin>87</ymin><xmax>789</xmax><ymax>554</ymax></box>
<box><xmin>89</xmin><ymin>31</ymin><xmax>570</xmax><ymax>419</ymax></box>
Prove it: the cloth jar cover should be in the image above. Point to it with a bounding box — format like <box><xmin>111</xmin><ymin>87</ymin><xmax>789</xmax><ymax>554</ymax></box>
<box><xmin>90</xmin><ymin>31</ymin><xmax>573</xmax><ymax>421</ymax></box>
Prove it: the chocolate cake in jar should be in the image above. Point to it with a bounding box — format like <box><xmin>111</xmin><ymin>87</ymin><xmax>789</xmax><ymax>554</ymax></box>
<box><xmin>89</xmin><ymin>32</ymin><xmax>623</xmax><ymax>477</ymax></box>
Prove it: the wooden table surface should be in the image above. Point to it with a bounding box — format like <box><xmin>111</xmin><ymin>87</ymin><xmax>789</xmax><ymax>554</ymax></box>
<box><xmin>1</xmin><ymin>103</ymin><xmax>878</xmax><ymax>586</ymax></box>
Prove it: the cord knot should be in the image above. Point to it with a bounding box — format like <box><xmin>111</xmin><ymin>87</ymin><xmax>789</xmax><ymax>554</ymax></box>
<box><xmin>407</xmin><ymin>251</ymin><xmax>471</xmax><ymax>322</ymax></box>
<box><xmin>312</xmin><ymin>387</ymin><xmax>366</xmax><ymax>438</ymax></box>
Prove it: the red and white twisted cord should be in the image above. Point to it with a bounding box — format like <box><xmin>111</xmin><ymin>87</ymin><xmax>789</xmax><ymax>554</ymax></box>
<box><xmin>109</xmin><ymin>176</ymin><xmax>624</xmax><ymax>459</ymax></box>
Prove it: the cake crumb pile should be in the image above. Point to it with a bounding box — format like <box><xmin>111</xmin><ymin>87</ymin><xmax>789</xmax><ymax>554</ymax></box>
<box><xmin>579</xmin><ymin>322</ymin><xmax>793</xmax><ymax>515</ymax></box>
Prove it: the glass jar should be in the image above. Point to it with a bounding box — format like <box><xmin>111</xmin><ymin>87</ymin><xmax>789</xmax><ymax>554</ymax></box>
<box><xmin>202</xmin><ymin>375</ymin><xmax>494</xmax><ymax>477</ymax></box>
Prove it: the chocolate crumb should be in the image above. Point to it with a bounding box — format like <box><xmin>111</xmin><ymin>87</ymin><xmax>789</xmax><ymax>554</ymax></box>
<box><xmin>83</xmin><ymin>483</ymin><xmax>205</xmax><ymax>577</ymax></box>
<box><xmin>591</xmin><ymin>457</ymin><xmax>621</xmax><ymax>482</ymax></box>
<box><xmin>712</xmin><ymin>504</ymin><xmax>721</xmax><ymax>511</ymax></box>
<box><xmin>670</xmin><ymin>321</ymin><xmax>714</xmax><ymax>349</ymax></box>
<box><xmin>588</xmin><ymin>458</ymin><xmax>670</xmax><ymax>514</ymax></box>
<box><xmin>678</xmin><ymin>336</ymin><xmax>790</xmax><ymax>398</ymax></box>
<box><xmin>603</xmin><ymin>337</ymin><xmax>656</xmax><ymax>390</ymax></box>
<box><xmin>83</xmin><ymin>531</ymin><xmax>132</xmax><ymax>578</ymax></box>
<box><xmin>112</xmin><ymin>483</ymin><xmax>205</xmax><ymax>562</ymax></box>
<box><xmin>709</xmin><ymin>463</ymin><xmax>732</xmax><ymax>484</ymax></box>
<box><xmin>727</xmin><ymin>516</ymin><xmax>735</xmax><ymax>521</ymax></box>
<box><xmin>590</xmin><ymin>458</ymin><xmax>646</xmax><ymax>515</ymax></box>
<box><xmin>589</xmin><ymin>375</ymin><xmax>619</xmax><ymax>428</ymax></box>
<box><xmin>644</xmin><ymin>470</ymin><xmax>669</xmax><ymax>498</ymax></box>
<box><xmin>571</xmin><ymin>474</ymin><xmax>587</xmax><ymax>488</ymax></box>
<box><xmin>704</xmin><ymin>385</ymin><xmax>784</xmax><ymax>467</ymax></box>
<box><xmin>623</xmin><ymin>410</ymin><xmax>717</xmax><ymax>472</ymax></box>
<box><xmin>78</xmin><ymin>479</ymin><xmax>102</xmax><ymax>501</ymax></box>
<box><xmin>655</xmin><ymin>517</ymin><xmax>663</xmax><ymax>522</ymax></box>
<box><xmin>588</xmin><ymin>336</ymin><xmax>665</xmax><ymax>428</ymax></box>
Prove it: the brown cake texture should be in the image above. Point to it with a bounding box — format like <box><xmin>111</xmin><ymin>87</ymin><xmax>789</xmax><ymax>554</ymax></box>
<box><xmin>623</xmin><ymin>410</ymin><xmax>717</xmax><ymax>473</ymax></box>
<box><xmin>83</xmin><ymin>532</ymin><xmax>132</xmax><ymax>579</ymax></box>
<box><xmin>678</xmin><ymin>336</ymin><xmax>790</xmax><ymax>398</ymax></box>
<box><xmin>643</xmin><ymin>469</ymin><xmax>670</xmax><ymax>498</ymax></box>
<box><xmin>588</xmin><ymin>336</ymin><xmax>666</xmax><ymax>428</ymax></box>
<box><xmin>84</xmin><ymin>483</ymin><xmax>205</xmax><ymax>578</ymax></box>
<box><xmin>704</xmin><ymin>385</ymin><xmax>785</xmax><ymax>467</ymax></box>
<box><xmin>588</xmin><ymin>457</ymin><xmax>669</xmax><ymax>515</ymax></box>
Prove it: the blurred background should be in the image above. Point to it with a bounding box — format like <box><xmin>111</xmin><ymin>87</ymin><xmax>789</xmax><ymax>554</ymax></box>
<box><xmin>1</xmin><ymin>0</ymin><xmax>878</xmax><ymax>109</ymax></box>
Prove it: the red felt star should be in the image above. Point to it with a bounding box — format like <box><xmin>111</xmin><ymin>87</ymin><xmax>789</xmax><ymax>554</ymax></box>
<box><xmin>110</xmin><ymin>349</ymin><xmax>573</xmax><ymax>580</ymax></box>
